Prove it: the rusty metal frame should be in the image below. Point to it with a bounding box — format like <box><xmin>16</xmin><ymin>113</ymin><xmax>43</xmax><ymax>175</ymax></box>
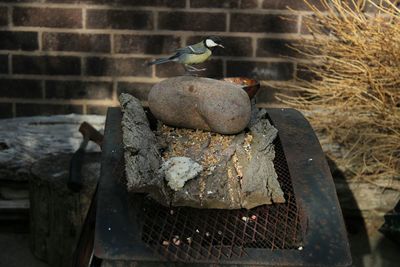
<box><xmin>93</xmin><ymin>107</ymin><xmax>352</xmax><ymax>266</ymax></box>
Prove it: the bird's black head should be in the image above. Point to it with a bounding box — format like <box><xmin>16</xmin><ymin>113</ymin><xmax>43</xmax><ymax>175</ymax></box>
<box><xmin>203</xmin><ymin>36</ymin><xmax>224</xmax><ymax>49</ymax></box>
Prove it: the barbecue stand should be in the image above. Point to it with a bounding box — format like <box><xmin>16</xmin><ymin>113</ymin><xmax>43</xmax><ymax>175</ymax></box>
<box><xmin>90</xmin><ymin>107</ymin><xmax>351</xmax><ymax>267</ymax></box>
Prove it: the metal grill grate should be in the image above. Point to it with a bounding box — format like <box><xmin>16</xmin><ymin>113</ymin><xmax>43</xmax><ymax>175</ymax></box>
<box><xmin>95</xmin><ymin>108</ymin><xmax>351</xmax><ymax>267</ymax></box>
<box><xmin>139</xmin><ymin>135</ymin><xmax>303</xmax><ymax>262</ymax></box>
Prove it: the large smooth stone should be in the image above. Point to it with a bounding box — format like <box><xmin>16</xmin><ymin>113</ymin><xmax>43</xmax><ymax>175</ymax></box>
<box><xmin>148</xmin><ymin>76</ymin><xmax>251</xmax><ymax>134</ymax></box>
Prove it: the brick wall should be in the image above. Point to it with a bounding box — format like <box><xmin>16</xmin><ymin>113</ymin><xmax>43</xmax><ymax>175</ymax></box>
<box><xmin>0</xmin><ymin>0</ymin><xmax>322</xmax><ymax>118</ymax></box>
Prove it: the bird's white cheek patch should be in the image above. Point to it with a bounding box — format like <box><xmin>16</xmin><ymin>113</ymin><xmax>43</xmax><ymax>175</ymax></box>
<box><xmin>206</xmin><ymin>39</ymin><xmax>218</xmax><ymax>47</ymax></box>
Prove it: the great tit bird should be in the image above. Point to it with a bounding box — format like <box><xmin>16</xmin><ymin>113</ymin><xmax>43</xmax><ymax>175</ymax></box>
<box><xmin>147</xmin><ymin>36</ymin><xmax>224</xmax><ymax>72</ymax></box>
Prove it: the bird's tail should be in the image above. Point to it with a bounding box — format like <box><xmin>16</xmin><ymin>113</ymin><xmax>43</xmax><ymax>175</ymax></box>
<box><xmin>146</xmin><ymin>56</ymin><xmax>175</xmax><ymax>66</ymax></box>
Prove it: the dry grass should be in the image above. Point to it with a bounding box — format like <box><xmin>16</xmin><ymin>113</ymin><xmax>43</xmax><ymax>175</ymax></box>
<box><xmin>276</xmin><ymin>0</ymin><xmax>400</xmax><ymax>184</ymax></box>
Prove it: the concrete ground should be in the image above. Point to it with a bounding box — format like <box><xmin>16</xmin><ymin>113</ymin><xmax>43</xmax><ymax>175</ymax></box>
<box><xmin>347</xmin><ymin>217</ymin><xmax>400</xmax><ymax>267</ymax></box>
<box><xmin>0</xmin><ymin>217</ymin><xmax>399</xmax><ymax>267</ymax></box>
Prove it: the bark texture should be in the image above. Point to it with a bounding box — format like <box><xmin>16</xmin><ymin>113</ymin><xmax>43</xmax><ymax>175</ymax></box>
<box><xmin>119</xmin><ymin>93</ymin><xmax>167</xmax><ymax>201</ymax></box>
<box><xmin>121</xmin><ymin>94</ymin><xmax>285</xmax><ymax>209</ymax></box>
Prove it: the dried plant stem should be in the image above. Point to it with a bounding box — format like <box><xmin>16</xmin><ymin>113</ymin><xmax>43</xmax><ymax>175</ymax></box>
<box><xmin>277</xmin><ymin>0</ymin><xmax>400</xmax><ymax>185</ymax></box>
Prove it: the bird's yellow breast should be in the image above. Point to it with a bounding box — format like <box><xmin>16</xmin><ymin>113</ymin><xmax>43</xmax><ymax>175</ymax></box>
<box><xmin>180</xmin><ymin>49</ymin><xmax>212</xmax><ymax>64</ymax></box>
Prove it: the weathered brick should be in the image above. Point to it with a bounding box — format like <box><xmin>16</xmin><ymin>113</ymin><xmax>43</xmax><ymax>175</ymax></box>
<box><xmin>240</xmin><ymin>0</ymin><xmax>259</xmax><ymax>8</ymax></box>
<box><xmin>158</xmin><ymin>12</ymin><xmax>226</xmax><ymax>31</ymax></box>
<box><xmin>155</xmin><ymin>59</ymin><xmax>223</xmax><ymax>78</ymax></box>
<box><xmin>43</xmin><ymin>33</ymin><xmax>110</xmax><ymax>53</ymax></box>
<box><xmin>335</xmin><ymin>0</ymin><xmax>384</xmax><ymax>12</ymax></box>
<box><xmin>114</xmin><ymin>34</ymin><xmax>180</xmax><ymax>55</ymax></box>
<box><xmin>296</xmin><ymin>64</ymin><xmax>322</xmax><ymax>81</ymax></box>
<box><xmin>301</xmin><ymin>15</ymin><xmax>312</xmax><ymax>34</ymax></box>
<box><xmin>0</xmin><ymin>55</ymin><xmax>8</xmax><ymax>73</ymax></box>
<box><xmin>154</xmin><ymin>61</ymin><xmax>185</xmax><ymax>77</ymax></box>
<box><xmin>87</xmin><ymin>10</ymin><xmax>153</xmax><ymax>30</ymax></box>
<box><xmin>45</xmin><ymin>80</ymin><xmax>113</xmax><ymax>99</ymax></box>
<box><xmin>256</xmin><ymin>86</ymin><xmax>295</xmax><ymax>108</ymax></box>
<box><xmin>190</xmin><ymin>0</ymin><xmax>258</xmax><ymax>8</ymax></box>
<box><xmin>117</xmin><ymin>82</ymin><xmax>154</xmax><ymax>101</ymax></box>
<box><xmin>16</xmin><ymin>103</ymin><xmax>83</xmax><ymax>117</ymax></box>
<box><xmin>0</xmin><ymin>79</ymin><xmax>42</xmax><ymax>98</ymax></box>
<box><xmin>46</xmin><ymin>0</ymin><xmax>106</xmax><ymax>2</ymax></box>
<box><xmin>0</xmin><ymin>7</ymin><xmax>8</xmax><ymax>26</ymax></box>
<box><xmin>301</xmin><ymin>15</ymin><xmax>331</xmax><ymax>35</ymax></box>
<box><xmin>226</xmin><ymin>61</ymin><xmax>294</xmax><ymax>80</ymax></box>
<box><xmin>87</xmin><ymin>105</ymin><xmax>109</xmax><ymax>115</ymax></box>
<box><xmin>262</xmin><ymin>0</ymin><xmax>326</xmax><ymax>10</ymax></box>
<box><xmin>13</xmin><ymin>55</ymin><xmax>81</xmax><ymax>75</ymax></box>
<box><xmin>359</xmin><ymin>1</ymin><xmax>383</xmax><ymax>13</ymax></box>
<box><xmin>190</xmin><ymin>0</ymin><xmax>239</xmax><ymax>8</ymax></box>
<box><xmin>86</xmin><ymin>57</ymin><xmax>152</xmax><ymax>77</ymax></box>
<box><xmin>256</xmin><ymin>38</ymin><xmax>297</xmax><ymax>58</ymax></box>
<box><xmin>46</xmin><ymin>0</ymin><xmax>185</xmax><ymax>7</ymax></box>
<box><xmin>230</xmin><ymin>14</ymin><xmax>298</xmax><ymax>33</ymax></box>
<box><xmin>255</xmin><ymin>85</ymin><xmax>281</xmax><ymax>105</ymax></box>
<box><xmin>13</xmin><ymin>7</ymin><xmax>82</xmax><ymax>28</ymax></box>
<box><xmin>122</xmin><ymin>0</ymin><xmax>186</xmax><ymax>7</ymax></box>
<box><xmin>186</xmin><ymin>36</ymin><xmax>252</xmax><ymax>57</ymax></box>
<box><xmin>0</xmin><ymin>31</ymin><xmax>38</xmax><ymax>51</ymax></box>
<box><xmin>0</xmin><ymin>103</ymin><xmax>13</xmax><ymax>119</ymax></box>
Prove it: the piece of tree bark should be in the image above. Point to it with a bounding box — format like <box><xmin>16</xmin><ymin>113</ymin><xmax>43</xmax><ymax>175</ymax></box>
<box><xmin>0</xmin><ymin>114</ymin><xmax>104</xmax><ymax>224</ymax></box>
<box><xmin>162</xmin><ymin>110</ymin><xmax>285</xmax><ymax>209</ymax></box>
<box><xmin>30</xmin><ymin>153</ymin><xmax>100</xmax><ymax>267</ymax></box>
<box><xmin>121</xmin><ymin>94</ymin><xmax>285</xmax><ymax>209</ymax></box>
<box><xmin>119</xmin><ymin>93</ymin><xmax>165</xmax><ymax>199</ymax></box>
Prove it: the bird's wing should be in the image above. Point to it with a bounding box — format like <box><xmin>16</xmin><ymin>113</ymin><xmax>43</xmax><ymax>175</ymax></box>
<box><xmin>175</xmin><ymin>43</ymin><xmax>207</xmax><ymax>55</ymax></box>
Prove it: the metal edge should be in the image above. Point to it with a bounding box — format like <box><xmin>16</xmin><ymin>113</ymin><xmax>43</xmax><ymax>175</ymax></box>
<box><xmin>94</xmin><ymin>107</ymin><xmax>122</xmax><ymax>258</ymax></box>
<box><xmin>94</xmin><ymin>107</ymin><xmax>352</xmax><ymax>266</ymax></box>
<box><xmin>94</xmin><ymin>107</ymin><xmax>160</xmax><ymax>261</ymax></box>
<box><xmin>266</xmin><ymin>108</ymin><xmax>352</xmax><ymax>267</ymax></box>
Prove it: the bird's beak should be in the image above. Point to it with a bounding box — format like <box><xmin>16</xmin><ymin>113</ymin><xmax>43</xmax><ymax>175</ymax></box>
<box><xmin>218</xmin><ymin>44</ymin><xmax>225</xmax><ymax>48</ymax></box>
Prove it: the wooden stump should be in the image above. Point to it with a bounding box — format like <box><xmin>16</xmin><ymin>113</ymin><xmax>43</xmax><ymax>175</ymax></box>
<box><xmin>30</xmin><ymin>152</ymin><xmax>100</xmax><ymax>267</ymax></box>
<box><xmin>0</xmin><ymin>114</ymin><xmax>104</xmax><ymax>225</ymax></box>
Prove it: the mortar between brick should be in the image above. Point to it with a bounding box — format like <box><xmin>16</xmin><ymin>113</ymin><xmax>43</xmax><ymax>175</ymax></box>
<box><xmin>0</xmin><ymin>50</ymin><xmax>302</xmax><ymax>62</ymax></box>
<box><xmin>0</xmin><ymin>27</ymin><xmax>308</xmax><ymax>39</ymax></box>
<box><xmin>0</xmin><ymin>0</ymin><xmax>323</xmax><ymax>117</ymax></box>
<box><xmin>82</xmin><ymin>7</ymin><xmax>87</xmax><ymax>29</ymax></box>
<box><xmin>0</xmin><ymin>3</ymin><xmax>314</xmax><ymax>15</ymax></box>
